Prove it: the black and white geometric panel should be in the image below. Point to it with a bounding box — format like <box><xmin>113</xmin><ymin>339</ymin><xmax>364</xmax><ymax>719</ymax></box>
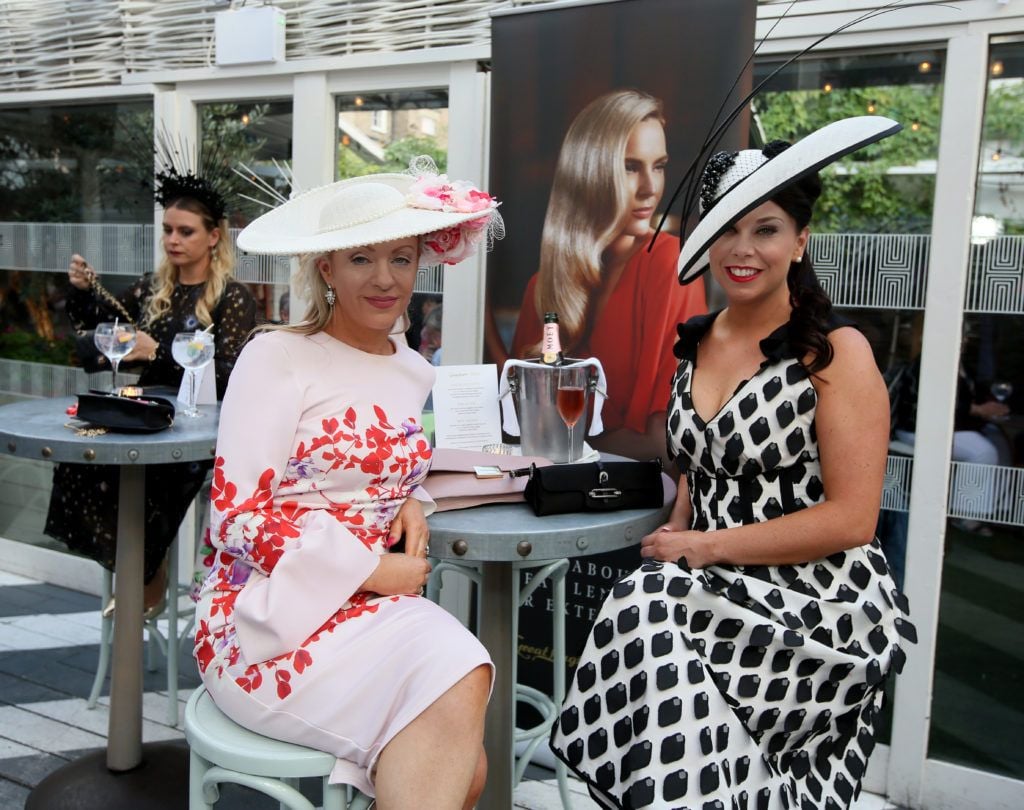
<box><xmin>965</xmin><ymin>236</ymin><xmax>1024</xmax><ymax>314</ymax></box>
<box><xmin>0</xmin><ymin>222</ymin><xmax>152</xmax><ymax>278</ymax></box>
<box><xmin>881</xmin><ymin>455</ymin><xmax>913</xmax><ymax>514</ymax></box>
<box><xmin>948</xmin><ymin>460</ymin><xmax>1024</xmax><ymax>527</ymax></box>
<box><xmin>231</xmin><ymin>248</ymin><xmax>292</xmax><ymax>285</ymax></box>
<box><xmin>812</xmin><ymin>233</ymin><xmax>929</xmax><ymax>311</ymax></box>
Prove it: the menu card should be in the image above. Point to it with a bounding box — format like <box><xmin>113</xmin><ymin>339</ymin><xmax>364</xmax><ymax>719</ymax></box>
<box><xmin>431</xmin><ymin>365</ymin><xmax>502</xmax><ymax>450</ymax></box>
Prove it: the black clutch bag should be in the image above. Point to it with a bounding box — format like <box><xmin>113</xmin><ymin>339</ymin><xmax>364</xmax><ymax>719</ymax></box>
<box><xmin>522</xmin><ymin>459</ymin><xmax>664</xmax><ymax>517</ymax></box>
<box><xmin>76</xmin><ymin>391</ymin><xmax>175</xmax><ymax>433</ymax></box>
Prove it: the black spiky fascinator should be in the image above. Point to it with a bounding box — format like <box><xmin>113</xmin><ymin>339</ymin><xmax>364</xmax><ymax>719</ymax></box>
<box><xmin>153</xmin><ymin>129</ymin><xmax>235</xmax><ymax>222</ymax></box>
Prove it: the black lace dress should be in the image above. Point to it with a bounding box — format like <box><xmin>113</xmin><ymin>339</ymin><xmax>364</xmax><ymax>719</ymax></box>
<box><xmin>45</xmin><ymin>275</ymin><xmax>256</xmax><ymax>583</ymax></box>
<box><xmin>551</xmin><ymin>312</ymin><xmax>916</xmax><ymax>810</ymax></box>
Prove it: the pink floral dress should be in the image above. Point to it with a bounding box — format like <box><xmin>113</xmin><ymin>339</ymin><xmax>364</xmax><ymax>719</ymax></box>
<box><xmin>193</xmin><ymin>330</ymin><xmax>492</xmax><ymax>795</ymax></box>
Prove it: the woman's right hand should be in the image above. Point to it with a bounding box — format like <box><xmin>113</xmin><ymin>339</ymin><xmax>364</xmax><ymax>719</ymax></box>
<box><xmin>361</xmin><ymin>553</ymin><xmax>431</xmax><ymax>596</ymax></box>
<box><xmin>68</xmin><ymin>254</ymin><xmax>94</xmax><ymax>290</ymax></box>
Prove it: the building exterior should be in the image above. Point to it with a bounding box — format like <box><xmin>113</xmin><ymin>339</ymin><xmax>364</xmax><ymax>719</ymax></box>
<box><xmin>1</xmin><ymin>2</ymin><xmax>1023</xmax><ymax>808</ymax></box>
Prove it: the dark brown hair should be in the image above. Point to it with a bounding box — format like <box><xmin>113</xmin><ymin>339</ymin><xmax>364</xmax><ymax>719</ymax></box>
<box><xmin>762</xmin><ymin>140</ymin><xmax>834</xmax><ymax>374</ymax></box>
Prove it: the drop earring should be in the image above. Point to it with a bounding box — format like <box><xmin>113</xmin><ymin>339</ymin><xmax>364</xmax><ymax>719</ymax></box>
<box><xmin>325</xmin><ymin>285</ymin><xmax>336</xmax><ymax>308</ymax></box>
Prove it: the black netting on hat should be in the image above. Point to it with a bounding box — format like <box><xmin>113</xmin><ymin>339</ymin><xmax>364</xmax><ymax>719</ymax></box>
<box><xmin>699</xmin><ymin>151</ymin><xmax>739</xmax><ymax>215</ymax></box>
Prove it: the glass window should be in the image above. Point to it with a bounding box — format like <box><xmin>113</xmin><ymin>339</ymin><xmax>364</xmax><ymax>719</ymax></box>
<box><xmin>0</xmin><ymin>99</ymin><xmax>152</xmax><ymax>554</ymax></box>
<box><xmin>928</xmin><ymin>36</ymin><xmax>1024</xmax><ymax>781</ymax></box>
<box><xmin>335</xmin><ymin>90</ymin><xmax>449</xmax><ymax>356</ymax></box>
<box><xmin>198</xmin><ymin>100</ymin><xmax>293</xmax><ymax>324</ymax></box>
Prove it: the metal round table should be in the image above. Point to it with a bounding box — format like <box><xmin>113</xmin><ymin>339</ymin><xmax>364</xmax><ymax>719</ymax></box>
<box><xmin>0</xmin><ymin>395</ymin><xmax>219</xmax><ymax>810</ymax></box>
<box><xmin>427</xmin><ymin>481</ymin><xmax>674</xmax><ymax>810</ymax></box>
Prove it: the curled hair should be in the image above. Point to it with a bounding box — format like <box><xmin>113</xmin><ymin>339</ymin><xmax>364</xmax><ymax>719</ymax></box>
<box><xmin>144</xmin><ymin>197</ymin><xmax>233</xmax><ymax>330</ymax></box>
<box><xmin>764</xmin><ymin>142</ymin><xmax>833</xmax><ymax>374</ymax></box>
<box><xmin>271</xmin><ymin>252</ymin><xmax>333</xmax><ymax>336</ymax></box>
<box><xmin>534</xmin><ymin>89</ymin><xmax>665</xmax><ymax>353</ymax></box>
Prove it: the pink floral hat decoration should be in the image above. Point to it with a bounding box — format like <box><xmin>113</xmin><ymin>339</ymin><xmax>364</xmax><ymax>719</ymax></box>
<box><xmin>236</xmin><ymin>156</ymin><xmax>503</xmax><ymax>266</ymax></box>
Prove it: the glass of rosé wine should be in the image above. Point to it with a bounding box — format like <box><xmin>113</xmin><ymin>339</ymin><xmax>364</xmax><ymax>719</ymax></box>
<box><xmin>556</xmin><ymin>365</ymin><xmax>587</xmax><ymax>462</ymax></box>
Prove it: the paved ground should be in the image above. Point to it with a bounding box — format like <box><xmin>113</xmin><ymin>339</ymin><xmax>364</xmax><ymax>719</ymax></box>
<box><xmin>0</xmin><ymin>569</ymin><xmax>895</xmax><ymax>809</ymax></box>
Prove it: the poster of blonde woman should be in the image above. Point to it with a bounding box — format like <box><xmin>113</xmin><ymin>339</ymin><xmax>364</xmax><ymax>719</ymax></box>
<box><xmin>485</xmin><ymin>0</ymin><xmax>758</xmax><ymax>743</ymax></box>
<box><xmin>487</xmin><ymin>0</ymin><xmax>755</xmax><ymax>467</ymax></box>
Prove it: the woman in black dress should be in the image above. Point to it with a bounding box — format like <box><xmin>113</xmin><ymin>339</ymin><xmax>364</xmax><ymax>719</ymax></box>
<box><xmin>551</xmin><ymin>117</ymin><xmax>916</xmax><ymax>810</ymax></box>
<box><xmin>46</xmin><ymin>169</ymin><xmax>256</xmax><ymax>613</ymax></box>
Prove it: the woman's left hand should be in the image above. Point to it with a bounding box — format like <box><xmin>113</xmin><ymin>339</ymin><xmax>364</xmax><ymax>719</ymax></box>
<box><xmin>639</xmin><ymin>526</ymin><xmax>718</xmax><ymax>569</ymax></box>
<box><xmin>391</xmin><ymin>497</ymin><xmax>430</xmax><ymax>557</ymax></box>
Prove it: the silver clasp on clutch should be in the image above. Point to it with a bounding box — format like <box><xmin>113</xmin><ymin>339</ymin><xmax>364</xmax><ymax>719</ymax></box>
<box><xmin>588</xmin><ymin>487</ymin><xmax>622</xmax><ymax>499</ymax></box>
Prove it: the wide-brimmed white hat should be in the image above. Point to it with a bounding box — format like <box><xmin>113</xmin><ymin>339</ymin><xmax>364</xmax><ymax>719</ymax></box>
<box><xmin>677</xmin><ymin>116</ymin><xmax>902</xmax><ymax>283</ymax></box>
<box><xmin>236</xmin><ymin>164</ymin><xmax>500</xmax><ymax>266</ymax></box>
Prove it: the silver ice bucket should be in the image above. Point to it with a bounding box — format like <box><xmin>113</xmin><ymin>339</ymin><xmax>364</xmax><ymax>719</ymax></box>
<box><xmin>507</xmin><ymin>359</ymin><xmax>598</xmax><ymax>463</ymax></box>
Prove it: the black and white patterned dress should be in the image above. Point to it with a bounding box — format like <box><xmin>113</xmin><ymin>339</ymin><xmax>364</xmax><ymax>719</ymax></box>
<box><xmin>550</xmin><ymin>312</ymin><xmax>915</xmax><ymax>810</ymax></box>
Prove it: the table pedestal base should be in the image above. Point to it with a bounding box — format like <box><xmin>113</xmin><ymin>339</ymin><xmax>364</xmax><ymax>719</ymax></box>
<box><xmin>26</xmin><ymin>741</ymin><xmax>189</xmax><ymax>810</ymax></box>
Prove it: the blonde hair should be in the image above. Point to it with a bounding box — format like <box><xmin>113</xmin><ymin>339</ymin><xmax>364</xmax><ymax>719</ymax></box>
<box><xmin>534</xmin><ymin>89</ymin><xmax>665</xmax><ymax>352</ymax></box>
<box><xmin>143</xmin><ymin>198</ymin><xmax>234</xmax><ymax>329</ymax></box>
<box><xmin>269</xmin><ymin>252</ymin><xmax>333</xmax><ymax>336</ymax></box>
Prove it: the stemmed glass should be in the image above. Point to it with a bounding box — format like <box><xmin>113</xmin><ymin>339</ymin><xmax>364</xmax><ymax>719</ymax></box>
<box><xmin>990</xmin><ymin>380</ymin><xmax>1013</xmax><ymax>421</ymax></box>
<box><xmin>171</xmin><ymin>331</ymin><xmax>215</xmax><ymax>418</ymax></box>
<box><xmin>556</xmin><ymin>365</ymin><xmax>588</xmax><ymax>463</ymax></box>
<box><xmin>93</xmin><ymin>322</ymin><xmax>136</xmax><ymax>393</ymax></box>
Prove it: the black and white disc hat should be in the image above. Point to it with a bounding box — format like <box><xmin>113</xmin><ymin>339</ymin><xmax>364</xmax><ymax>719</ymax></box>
<box><xmin>677</xmin><ymin>115</ymin><xmax>903</xmax><ymax>284</ymax></box>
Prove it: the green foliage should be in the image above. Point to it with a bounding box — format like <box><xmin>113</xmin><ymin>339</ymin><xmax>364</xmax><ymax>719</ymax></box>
<box><xmin>381</xmin><ymin>137</ymin><xmax>447</xmax><ymax>173</ymax></box>
<box><xmin>983</xmin><ymin>81</ymin><xmax>1024</xmax><ymax>146</ymax></box>
<box><xmin>0</xmin><ymin>329</ymin><xmax>75</xmax><ymax>365</ymax></box>
<box><xmin>336</xmin><ymin>135</ymin><xmax>447</xmax><ymax>180</ymax></box>
<box><xmin>754</xmin><ymin>85</ymin><xmax>942</xmax><ymax>233</ymax></box>
<box><xmin>337</xmin><ymin>147</ymin><xmax>381</xmax><ymax>180</ymax></box>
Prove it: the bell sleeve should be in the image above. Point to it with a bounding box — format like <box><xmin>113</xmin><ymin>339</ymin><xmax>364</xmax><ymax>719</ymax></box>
<box><xmin>209</xmin><ymin>334</ymin><xmax>381</xmax><ymax>664</ymax></box>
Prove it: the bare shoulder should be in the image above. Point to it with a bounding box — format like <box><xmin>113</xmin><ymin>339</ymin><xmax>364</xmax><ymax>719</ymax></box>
<box><xmin>816</xmin><ymin>326</ymin><xmax>885</xmax><ymax>402</ymax></box>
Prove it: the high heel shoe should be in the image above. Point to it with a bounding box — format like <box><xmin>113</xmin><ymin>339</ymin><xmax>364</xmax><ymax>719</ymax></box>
<box><xmin>143</xmin><ymin>593</ymin><xmax>167</xmax><ymax>621</ymax></box>
<box><xmin>99</xmin><ymin>594</ymin><xmax>167</xmax><ymax>621</ymax></box>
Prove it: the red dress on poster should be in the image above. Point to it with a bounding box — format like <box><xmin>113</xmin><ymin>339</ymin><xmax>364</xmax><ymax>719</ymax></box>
<box><xmin>511</xmin><ymin>234</ymin><xmax>707</xmax><ymax>435</ymax></box>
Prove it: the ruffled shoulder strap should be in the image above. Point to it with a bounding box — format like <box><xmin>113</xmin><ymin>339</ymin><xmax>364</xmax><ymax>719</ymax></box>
<box><xmin>673</xmin><ymin>311</ymin><xmax>719</xmax><ymax>361</ymax></box>
<box><xmin>758</xmin><ymin>309</ymin><xmax>858</xmax><ymax>364</ymax></box>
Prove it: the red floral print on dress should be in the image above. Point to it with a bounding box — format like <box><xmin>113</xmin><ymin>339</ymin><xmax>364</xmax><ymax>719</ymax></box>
<box><xmin>196</xmin><ymin>404</ymin><xmax>432</xmax><ymax>687</ymax></box>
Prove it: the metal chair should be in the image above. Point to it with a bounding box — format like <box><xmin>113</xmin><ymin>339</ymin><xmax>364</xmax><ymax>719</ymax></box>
<box><xmin>185</xmin><ymin>687</ymin><xmax>373</xmax><ymax>810</ymax></box>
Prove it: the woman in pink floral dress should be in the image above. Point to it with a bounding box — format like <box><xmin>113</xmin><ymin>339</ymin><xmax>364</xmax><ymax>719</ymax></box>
<box><xmin>193</xmin><ymin>162</ymin><xmax>502</xmax><ymax>809</ymax></box>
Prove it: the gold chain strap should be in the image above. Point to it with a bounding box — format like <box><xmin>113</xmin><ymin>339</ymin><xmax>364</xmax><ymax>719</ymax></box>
<box><xmin>64</xmin><ymin>421</ymin><xmax>108</xmax><ymax>437</ymax></box>
<box><xmin>88</xmin><ymin>274</ymin><xmax>137</xmax><ymax>327</ymax></box>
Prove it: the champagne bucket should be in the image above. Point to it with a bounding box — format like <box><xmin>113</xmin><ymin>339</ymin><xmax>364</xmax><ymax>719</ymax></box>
<box><xmin>507</xmin><ymin>359</ymin><xmax>597</xmax><ymax>463</ymax></box>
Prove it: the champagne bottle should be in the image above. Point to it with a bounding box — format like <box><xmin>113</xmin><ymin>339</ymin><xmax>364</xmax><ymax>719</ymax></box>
<box><xmin>540</xmin><ymin>312</ymin><xmax>564</xmax><ymax>366</ymax></box>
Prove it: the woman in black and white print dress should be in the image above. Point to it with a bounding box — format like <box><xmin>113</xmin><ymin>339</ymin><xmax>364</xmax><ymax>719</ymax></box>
<box><xmin>550</xmin><ymin>123</ymin><xmax>916</xmax><ymax>810</ymax></box>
